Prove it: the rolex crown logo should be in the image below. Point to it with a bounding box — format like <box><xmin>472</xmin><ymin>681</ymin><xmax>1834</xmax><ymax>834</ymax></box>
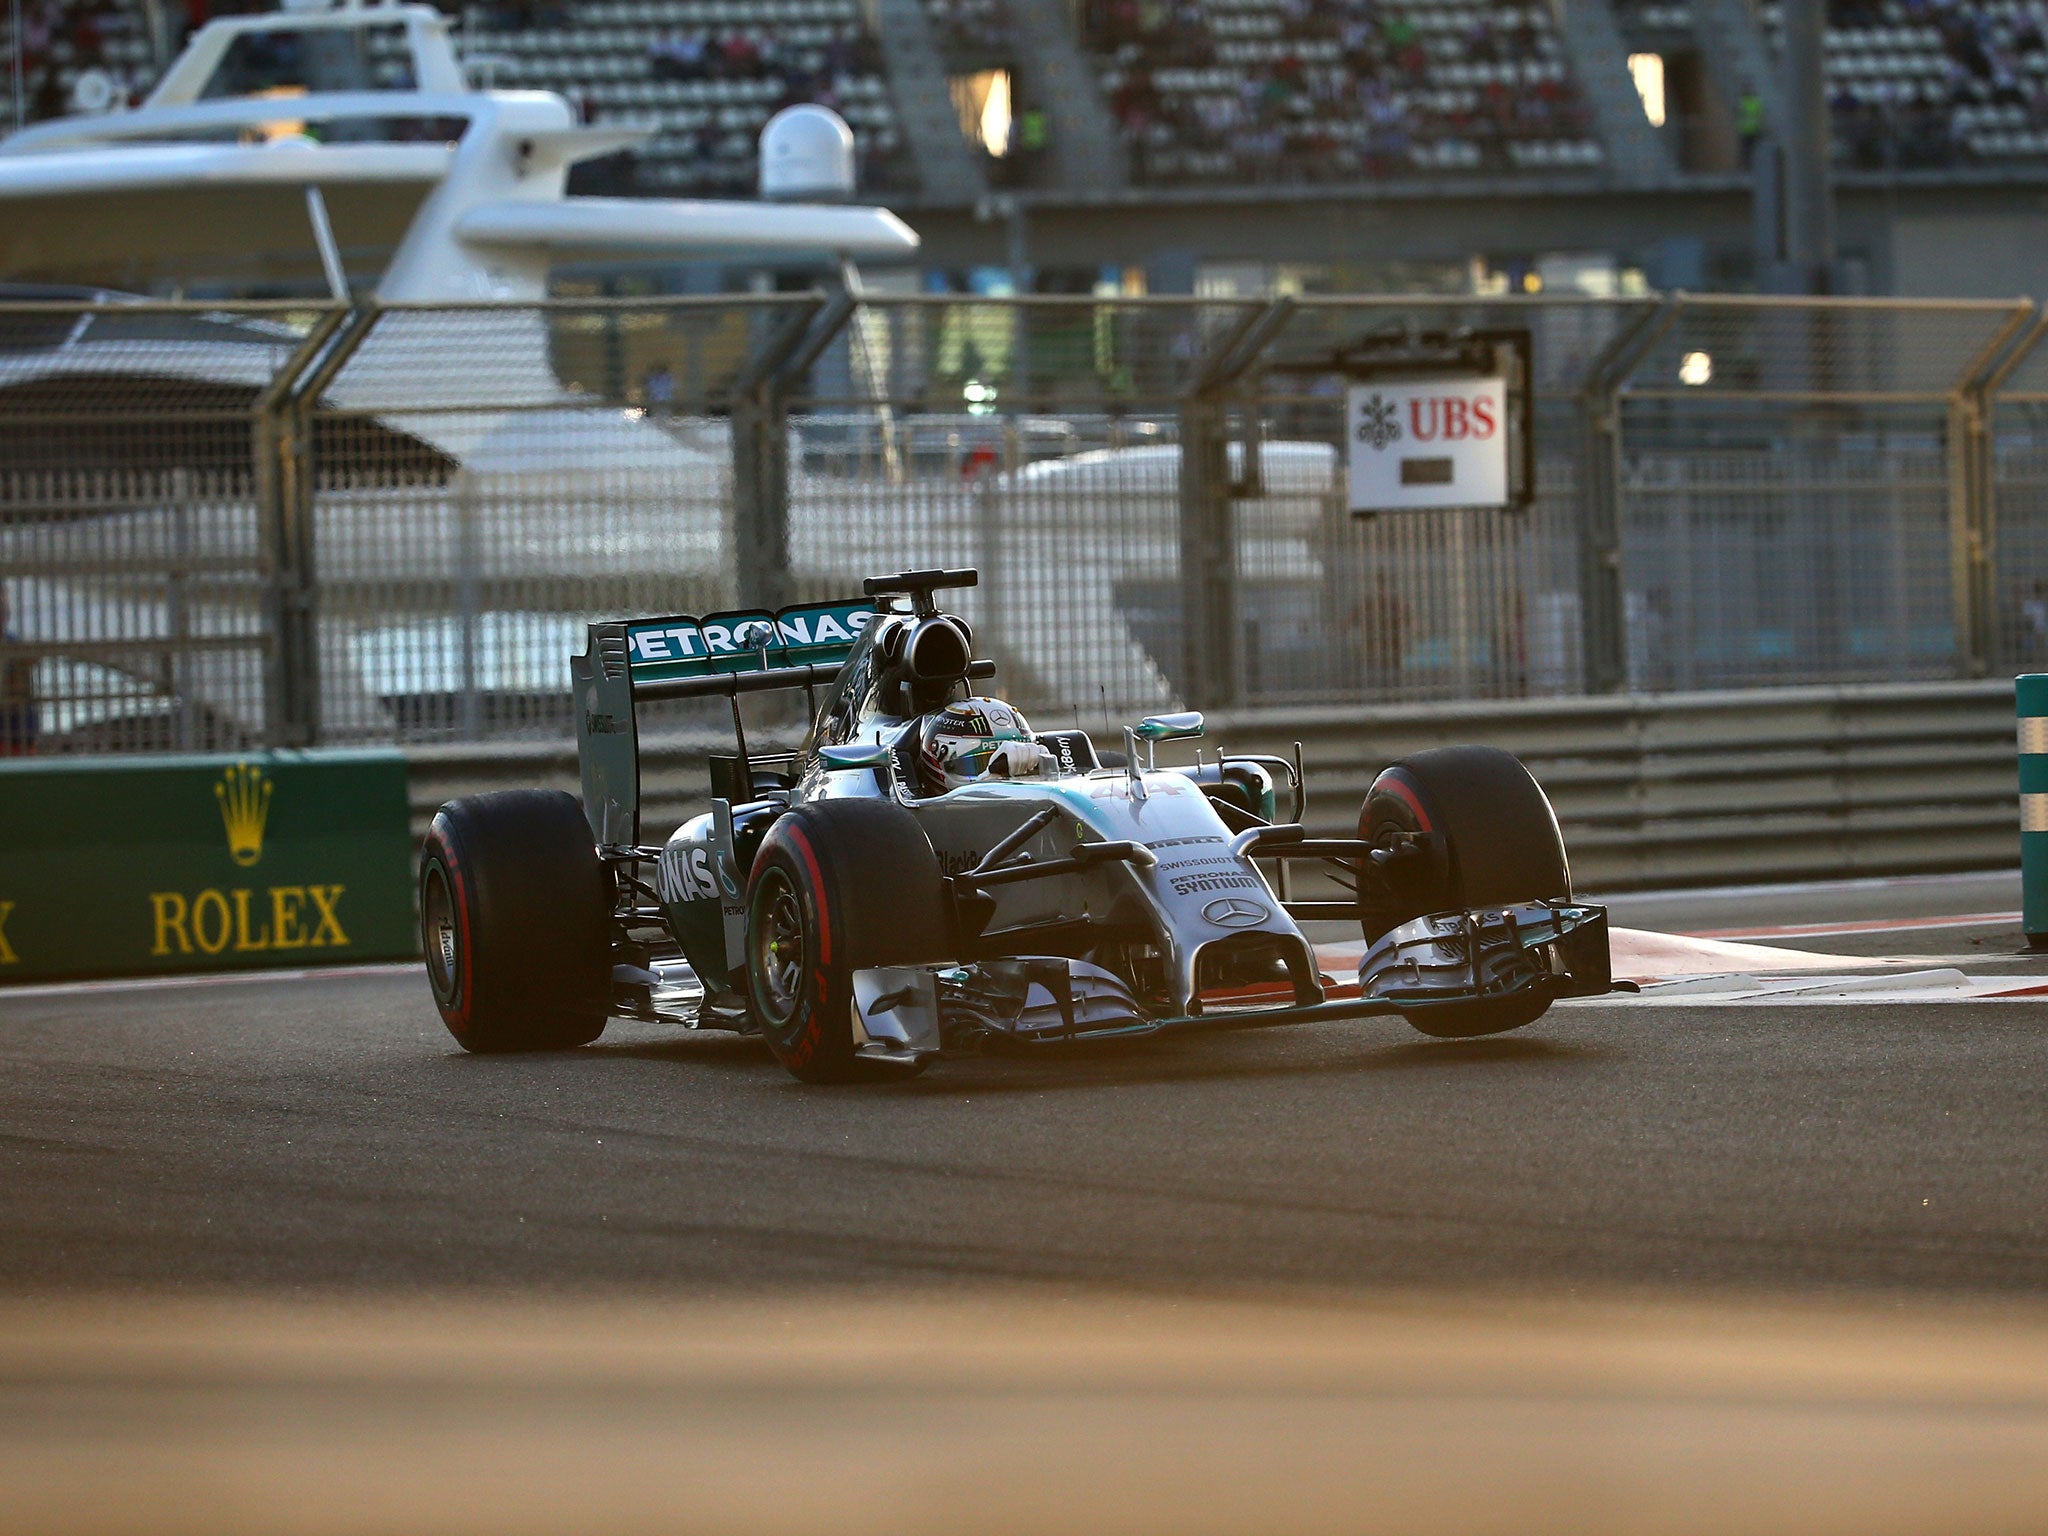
<box><xmin>215</xmin><ymin>762</ymin><xmax>273</xmax><ymax>868</ymax></box>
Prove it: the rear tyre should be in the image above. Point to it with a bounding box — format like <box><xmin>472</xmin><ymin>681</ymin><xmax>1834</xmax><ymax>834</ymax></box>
<box><xmin>1358</xmin><ymin>746</ymin><xmax>1570</xmax><ymax>1040</ymax></box>
<box><xmin>420</xmin><ymin>790</ymin><xmax>612</xmax><ymax>1053</ymax></box>
<box><xmin>745</xmin><ymin>799</ymin><xmax>948</xmax><ymax>1083</ymax></box>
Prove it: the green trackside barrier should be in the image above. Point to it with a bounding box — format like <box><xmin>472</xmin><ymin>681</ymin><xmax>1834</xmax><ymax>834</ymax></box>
<box><xmin>0</xmin><ymin>751</ymin><xmax>415</xmax><ymax>984</ymax></box>
<box><xmin>2022</xmin><ymin>676</ymin><xmax>2048</xmax><ymax>948</ymax></box>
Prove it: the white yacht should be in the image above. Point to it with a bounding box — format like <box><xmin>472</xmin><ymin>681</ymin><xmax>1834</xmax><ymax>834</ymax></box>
<box><xmin>0</xmin><ymin>0</ymin><xmax>1190</xmax><ymax>748</ymax></box>
<box><xmin>0</xmin><ymin>0</ymin><xmax>918</xmax><ymax>298</ymax></box>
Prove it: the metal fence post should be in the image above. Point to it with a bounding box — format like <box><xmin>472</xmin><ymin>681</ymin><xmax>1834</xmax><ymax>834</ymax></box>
<box><xmin>1177</xmin><ymin>299</ymin><xmax>1293</xmax><ymax>711</ymax></box>
<box><xmin>1576</xmin><ymin>299</ymin><xmax>1678</xmax><ymax>695</ymax></box>
<box><xmin>730</xmin><ymin>295</ymin><xmax>836</xmax><ymax>614</ymax></box>
<box><xmin>1951</xmin><ymin>303</ymin><xmax>2043</xmax><ymax>677</ymax></box>
<box><xmin>278</xmin><ymin>303</ymin><xmax>383</xmax><ymax>747</ymax></box>
<box><xmin>251</xmin><ymin>303</ymin><xmax>354</xmax><ymax>747</ymax></box>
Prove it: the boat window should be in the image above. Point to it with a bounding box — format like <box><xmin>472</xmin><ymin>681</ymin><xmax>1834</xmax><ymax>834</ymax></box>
<box><xmin>199</xmin><ymin>24</ymin><xmax>417</xmax><ymax>99</ymax></box>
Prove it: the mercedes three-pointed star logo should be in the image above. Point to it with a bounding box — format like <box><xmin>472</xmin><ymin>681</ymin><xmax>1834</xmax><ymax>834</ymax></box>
<box><xmin>1201</xmin><ymin>896</ymin><xmax>1270</xmax><ymax>928</ymax></box>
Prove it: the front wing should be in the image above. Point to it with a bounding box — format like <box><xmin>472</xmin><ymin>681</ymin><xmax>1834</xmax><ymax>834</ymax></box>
<box><xmin>848</xmin><ymin>901</ymin><xmax>1612</xmax><ymax>1063</ymax></box>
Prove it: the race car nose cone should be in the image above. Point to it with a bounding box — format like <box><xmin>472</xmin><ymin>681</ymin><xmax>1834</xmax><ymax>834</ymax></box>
<box><xmin>1203</xmin><ymin>898</ymin><xmax>1270</xmax><ymax>928</ymax></box>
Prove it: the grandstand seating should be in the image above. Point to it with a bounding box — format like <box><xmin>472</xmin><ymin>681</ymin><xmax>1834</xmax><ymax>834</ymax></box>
<box><xmin>1079</xmin><ymin>0</ymin><xmax>1604</xmax><ymax>184</ymax></box>
<box><xmin>1613</xmin><ymin>0</ymin><xmax>2048</xmax><ymax>169</ymax></box>
<box><xmin>0</xmin><ymin>0</ymin><xmax>913</xmax><ymax>197</ymax></box>
<box><xmin>13</xmin><ymin>0</ymin><xmax>2048</xmax><ymax>191</ymax></box>
<box><xmin>923</xmin><ymin>0</ymin><xmax>1014</xmax><ymax>66</ymax></box>
<box><xmin>454</xmin><ymin>0</ymin><xmax>915</xmax><ymax>194</ymax></box>
<box><xmin>2</xmin><ymin>0</ymin><xmax>165</xmax><ymax>123</ymax></box>
<box><xmin>1613</xmin><ymin>0</ymin><xmax>1691</xmax><ymax>26</ymax></box>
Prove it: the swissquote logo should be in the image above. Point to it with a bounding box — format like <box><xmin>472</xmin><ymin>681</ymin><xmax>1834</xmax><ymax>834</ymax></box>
<box><xmin>148</xmin><ymin>762</ymin><xmax>349</xmax><ymax>959</ymax></box>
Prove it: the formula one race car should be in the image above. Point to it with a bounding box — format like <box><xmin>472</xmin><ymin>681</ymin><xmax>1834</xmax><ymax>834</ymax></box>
<box><xmin>419</xmin><ymin>569</ymin><xmax>1611</xmax><ymax>1080</ymax></box>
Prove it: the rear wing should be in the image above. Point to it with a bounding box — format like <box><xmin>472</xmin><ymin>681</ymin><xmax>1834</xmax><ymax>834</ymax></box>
<box><xmin>571</xmin><ymin>599</ymin><xmax>877</xmax><ymax>846</ymax></box>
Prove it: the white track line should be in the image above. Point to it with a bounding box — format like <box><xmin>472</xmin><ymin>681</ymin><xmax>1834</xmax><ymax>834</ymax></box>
<box><xmin>1591</xmin><ymin>970</ymin><xmax>2048</xmax><ymax>1005</ymax></box>
<box><xmin>0</xmin><ymin>963</ymin><xmax>416</xmax><ymax>1002</ymax></box>
<box><xmin>1686</xmin><ymin>911</ymin><xmax>2021</xmax><ymax>941</ymax></box>
<box><xmin>1582</xmin><ymin>869</ymin><xmax>2019</xmax><ymax>904</ymax></box>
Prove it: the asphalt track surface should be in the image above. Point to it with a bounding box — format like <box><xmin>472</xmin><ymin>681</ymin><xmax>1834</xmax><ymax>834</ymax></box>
<box><xmin>1</xmin><ymin>870</ymin><xmax>2042</xmax><ymax>1295</ymax></box>
<box><xmin>6</xmin><ymin>870</ymin><xmax>2048</xmax><ymax>1534</ymax></box>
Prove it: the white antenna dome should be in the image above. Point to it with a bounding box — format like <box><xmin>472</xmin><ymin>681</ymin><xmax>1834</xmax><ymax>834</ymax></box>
<box><xmin>69</xmin><ymin>69</ymin><xmax>118</xmax><ymax>115</ymax></box>
<box><xmin>759</xmin><ymin>105</ymin><xmax>856</xmax><ymax>202</ymax></box>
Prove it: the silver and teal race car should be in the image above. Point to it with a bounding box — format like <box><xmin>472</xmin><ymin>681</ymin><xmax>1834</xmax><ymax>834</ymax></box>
<box><xmin>419</xmin><ymin>569</ymin><xmax>1611</xmax><ymax>1081</ymax></box>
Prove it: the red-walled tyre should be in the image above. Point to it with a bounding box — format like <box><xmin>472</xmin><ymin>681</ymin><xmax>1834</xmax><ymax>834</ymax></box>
<box><xmin>1358</xmin><ymin>746</ymin><xmax>1571</xmax><ymax>1040</ymax></box>
<box><xmin>744</xmin><ymin>798</ymin><xmax>948</xmax><ymax>1083</ymax></box>
<box><xmin>419</xmin><ymin>789</ymin><xmax>612</xmax><ymax>1053</ymax></box>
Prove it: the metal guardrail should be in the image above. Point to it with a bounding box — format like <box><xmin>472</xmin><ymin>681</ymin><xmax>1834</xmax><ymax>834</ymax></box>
<box><xmin>1210</xmin><ymin>679</ymin><xmax>2018</xmax><ymax>889</ymax></box>
<box><xmin>400</xmin><ymin>680</ymin><xmax>2019</xmax><ymax>891</ymax></box>
<box><xmin>7</xmin><ymin>293</ymin><xmax>2048</xmax><ymax>757</ymax></box>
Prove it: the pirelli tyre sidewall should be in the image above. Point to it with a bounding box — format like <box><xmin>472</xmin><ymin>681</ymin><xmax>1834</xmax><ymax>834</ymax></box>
<box><xmin>419</xmin><ymin>789</ymin><xmax>611</xmax><ymax>1053</ymax></box>
<box><xmin>1360</xmin><ymin>745</ymin><xmax>1570</xmax><ymax>928</ymax></box>
<box><xmin>745</xmin><ymin>799</ymin><xmax>948</xmax><ymax>1084</ymax></box>
<box><xmin>1359</xmin><ymin>746</ymin><xmax>1571</xmax><ymax>1040</ymax></box>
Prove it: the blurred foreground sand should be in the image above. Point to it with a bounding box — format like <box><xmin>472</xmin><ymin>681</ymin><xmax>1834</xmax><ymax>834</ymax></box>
<box><xmin>5</xmin><ymin>1289</ymin><xmax>2048</xmax><ymax>1535</ymax></box>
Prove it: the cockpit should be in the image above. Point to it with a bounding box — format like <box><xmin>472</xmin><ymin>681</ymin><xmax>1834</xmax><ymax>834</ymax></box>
<box><xmin>198</xmin><ymin>22</ymin><xmax>413</xmax><ymax>99</ymax></box>
<box><xmin>137</xmin><ymin>0</ymin><xmax>468</xmax><ymax>113</ymax></box>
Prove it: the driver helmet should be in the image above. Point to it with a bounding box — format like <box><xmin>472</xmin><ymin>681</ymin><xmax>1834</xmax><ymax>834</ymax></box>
<box><xmin>919</xmin><ymin>698</ymin><xmax>1053</xmax><ymax>792</ymax></box>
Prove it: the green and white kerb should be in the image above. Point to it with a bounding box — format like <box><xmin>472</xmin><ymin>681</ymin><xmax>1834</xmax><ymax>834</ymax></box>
<box><xmin>2019</xmin><ymin>674</ymin><xmax>2048</xmax><ymax>946</ymax></box>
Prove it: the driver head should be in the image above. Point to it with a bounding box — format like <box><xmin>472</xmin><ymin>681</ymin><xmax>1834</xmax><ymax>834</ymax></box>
<box><xmin>919</xmin><ymin>698</ymin><xmax>1051</xmax><ymax>792</ymax></box>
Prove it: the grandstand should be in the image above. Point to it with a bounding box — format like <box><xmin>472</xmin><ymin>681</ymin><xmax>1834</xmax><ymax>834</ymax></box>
<box><xmin>13</xmin><ymin>0</ymin><xmax>2048</xmax><ymax>187</ymax></box>
<box><xmin>457</xmin><ymin>0</ymin><xmax>915</xmax><ymax>195</ymax></box>
<box><xmin>2</xmin><ymin>0</ymin><xmax>164</xmax><ymax>121</ymax></box>
<box><xmin>8</xmin><ymin>0</ymin><xmax>2048</xmax><ymax>294</ymax></box>
<box><xmin>1771</xmin><ymin>0</ymin><xmax>2048</xmax><ymax>169</ymax></box>
<box><xmin>925</xmin><ymin>0</ymin><xmax>1013</xmax><ymax>65</ymax></box>
<box><xmin>1081</xmin><ymin>0</ymin><xmax>1602</xmax><ymax>185</ymax></box>
<box><xmin>1</xmin><ymin>0</ymin><xmax>915</xmax><ymax>196</ymax></box>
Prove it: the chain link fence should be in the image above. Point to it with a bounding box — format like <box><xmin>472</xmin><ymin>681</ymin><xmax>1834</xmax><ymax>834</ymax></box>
<box><xmin>2</xmin><ymin>290</ymin><xmax>2044</xmax><ymax>753</ymax></box>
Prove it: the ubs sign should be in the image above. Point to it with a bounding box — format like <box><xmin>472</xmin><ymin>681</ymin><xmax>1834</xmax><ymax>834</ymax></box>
<box><xmin>1346</xmin><ymin>376</ymin><xmax>1510</xmax><ymax>513</ymax></box>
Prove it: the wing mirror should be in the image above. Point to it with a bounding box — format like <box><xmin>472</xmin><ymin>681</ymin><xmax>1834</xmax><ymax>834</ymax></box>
<box><xmin>1124</xmin><ymin>711</ymin><xmax>1205</xmax><ymax>778</ymax></box>
<box><xmin>1133</xmin><ymin>711</ymin><xmax>1205</xmax><ymax>743</ymax></box>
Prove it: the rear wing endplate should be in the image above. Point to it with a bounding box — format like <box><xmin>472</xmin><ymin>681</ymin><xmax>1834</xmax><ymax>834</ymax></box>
<box><xmin>571</xmin><ymin>600</ymin><xmax>877</xmax><ymax>846</ymax></box>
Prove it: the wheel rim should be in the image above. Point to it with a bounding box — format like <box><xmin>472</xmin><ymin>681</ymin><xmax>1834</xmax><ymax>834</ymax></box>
<box><xmin>422</xmin><ymin>861</ymin><xmax>461</xmax><ymax>1006</ymax></box>
<box><xmin>751</xmin><ymin>868</ymin><xmax>807</xmax><ymax>1025</ymax></box>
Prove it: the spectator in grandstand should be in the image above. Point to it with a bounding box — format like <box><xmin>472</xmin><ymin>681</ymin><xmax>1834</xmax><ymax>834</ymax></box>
<box><xmin>1736</xmin><ymin>88</ymin><xmax>1764</xmax><ymax>165</ymax></box>
<box><xmin>2011</xmin><ymin>579</ymin><xmax>2048</xmax><ymax>660</ymax></box>
<box><xmin>0</xmin><ymin>589</ymin><xmax>36</xmax><ymax>757</ymax></box>
<box><xmin>648</xmin><ymin>32</ymin><xmax>708</xmax><ymax>82</ymax></box>
<box><xmin>1015</xmin><ymin>104</ymin><xmax>1047</xmax><ymax>161</ymax></box>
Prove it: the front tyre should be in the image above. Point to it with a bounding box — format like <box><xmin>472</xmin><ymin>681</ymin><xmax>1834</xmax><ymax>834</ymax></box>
<box><xmin>420</xmin><ymin>789</ymin><xmax>612</xmax><ymax>1053</ymax></box>
<box><xmin>1359</xmin><ymin>746</ymin><xmax>1571</xmax><ymax>1040</ymax></box>
<box><xmin>745</xmin><ymin>799</ymin><xmax>948</xmax><ymax>1083</ymax></box>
